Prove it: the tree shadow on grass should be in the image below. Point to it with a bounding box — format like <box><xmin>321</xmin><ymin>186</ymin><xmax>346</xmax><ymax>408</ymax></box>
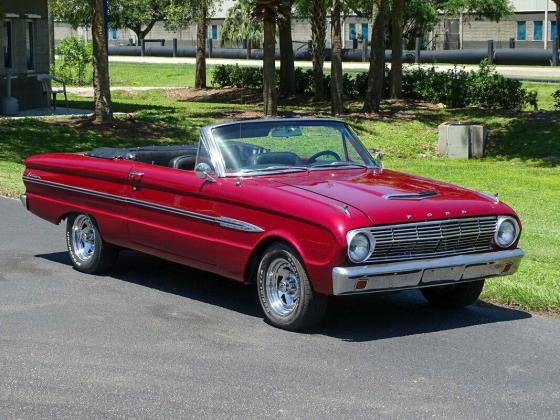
<box><xmin>347</xmin><ymin>104</ymin><xmax>560</xmax><ymax>166</ymax></box>
<box><xmin>37</xmin><ymin>249</ymin><xmax>531</xmax><ymax>342</ymax></box>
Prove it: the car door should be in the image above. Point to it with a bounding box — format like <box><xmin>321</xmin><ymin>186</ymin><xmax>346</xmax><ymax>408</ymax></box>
<box><xmin>125</xmin><ymin>163</ymin><xmax>221</xmax><ymax>267</ymax></box>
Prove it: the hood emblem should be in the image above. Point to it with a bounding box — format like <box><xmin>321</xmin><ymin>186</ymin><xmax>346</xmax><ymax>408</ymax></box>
<box><xmin>384</xmin><ymin>191</ymin><xmax>438</xmax><ymax>200</ymax></box>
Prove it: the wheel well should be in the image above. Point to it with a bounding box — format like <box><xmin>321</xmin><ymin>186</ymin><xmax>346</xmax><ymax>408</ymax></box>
<box><xmin>58</xmin><ymin>212</ymin><xmax>74</xmax><ymax>224</ymax></box>
<box><xmin>244</xmin><ymin>236</ymin><xmax>297</xmax><ymax>284</ymax></box>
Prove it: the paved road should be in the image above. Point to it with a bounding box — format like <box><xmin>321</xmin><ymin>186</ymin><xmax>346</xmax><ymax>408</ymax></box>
<box><xmin>109</xmin><ymin>55</ymin><xmax>560</xmax><ymax>82</ymax></box>
<box><xmin>1</xmin><ymin>197</ymin><xmax>559</xmax><ymax>419</ymax></box>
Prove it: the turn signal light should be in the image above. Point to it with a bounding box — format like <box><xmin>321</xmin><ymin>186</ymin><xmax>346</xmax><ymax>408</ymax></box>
<box><xmin>355</xmin><ymin>279</ymin><xmax>368</xmax><ymax>290</ymax></box>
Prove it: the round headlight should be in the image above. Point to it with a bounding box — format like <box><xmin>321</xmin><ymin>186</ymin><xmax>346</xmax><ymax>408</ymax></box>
<box><xmin>348</xmin><ymin>232</ymin><xmax>373</xmax><ymax>263</ymax></box>
<box><xmin>494</xmin><ymin>217</ymin><xmax>519</xmax><ymax>248</ymax></box>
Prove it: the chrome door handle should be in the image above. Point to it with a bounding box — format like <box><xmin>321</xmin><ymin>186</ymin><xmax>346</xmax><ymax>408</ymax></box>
<box><xmin>129</xmin><ymin>171</ymin><xmax>144</xmax><ymax>182</ymax></box>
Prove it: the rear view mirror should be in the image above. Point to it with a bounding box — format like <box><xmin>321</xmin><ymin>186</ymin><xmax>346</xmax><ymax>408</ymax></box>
<box><xmin>195</xmin><ymin>162</ymin><xmax>216</xmax><ymax>182</ymax></box>
<box><xmin>369</xmin><ymin>148</ymin><xmax>384</xmax><ymax>169</ymax></box>
<box><xmin>270</xmin><ymin>126</ymin><xmax>303</xmax><ymax>137</ymax></box>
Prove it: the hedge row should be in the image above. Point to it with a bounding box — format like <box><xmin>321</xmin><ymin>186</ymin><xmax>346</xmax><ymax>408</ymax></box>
<box><xmin>211</xmin><ymin>61</ymin><xmax>537</xmax><ymax>110</ymax></box>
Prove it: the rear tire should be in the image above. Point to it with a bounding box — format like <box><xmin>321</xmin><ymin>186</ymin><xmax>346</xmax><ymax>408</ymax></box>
<box><xmin>256</xmin><ymin>243</ymin><xmax>327</xmax><ymax>331</ymax></box>
<box><xmin>65</xmin><ymin>213</ymin><xmax>118</xmax><ymax>274</ymax></box>
<box><xmin>421</xmin><ymin>280</ymin><xmax>485</xmax><ymax>308</ymax></box>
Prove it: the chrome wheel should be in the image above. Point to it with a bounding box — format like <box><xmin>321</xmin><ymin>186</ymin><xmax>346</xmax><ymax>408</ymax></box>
<box><xmin>71</xmin><ymin>214</ymin><xmax>96</xmax><ymax>262</ymax></box>
<box><xmin>265</xmin><ymin>257</ymin><xmax>300</xmax><ymax>316</ymax></box>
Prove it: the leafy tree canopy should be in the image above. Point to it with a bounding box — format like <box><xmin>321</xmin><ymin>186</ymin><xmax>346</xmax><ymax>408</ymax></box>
<box><xmin>221</xmin><ymin>0</ymin><xmax>262</xmax><ymax>43</ymax></box>
<box><xmin>49</xmin><ymin>0</ymin><xmax>198</xmax><ymax>38</ymax></box>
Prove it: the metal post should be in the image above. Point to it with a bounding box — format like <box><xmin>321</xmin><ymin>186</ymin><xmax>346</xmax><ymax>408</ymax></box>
<box><xmin>544</xmin><ymin>1</ymin><xmax>549</xmax><ymax>50</ymax></box>
<box><xmin>172</xmin><ymin>38</ymin><xmax>178</xmax><ymax>57</ymax></box>
<box><xmin>553</xmin><ymin>37</ymin><xmax>559</xmax><ymax>66</ymax></box>
<box><xmin>415</xmin><ymin>37</ymin><xmax>421</xmax><ymax>64</ymax></box>
<box><xmin>208</xmin><ymin>38</ymin><xmax>213</xmax><ymax>58</ymax></box>
<box><xmin>509</xmin><ymin>37</ymin><xmax>515</xmax><ymax>48</ymax></box>
<box><xmin>140</xmin><ymin>39</ymin><xmax>145</xmax><ymax>56</ymax></box>
<box><xmin>246</xmin><ymin>38</ymin><xmax>251</xmax><ymax>59</ymax></box>
<box><xmin>362</xmin><ymin>39</ymin><xmax>368</xmax><ymax>62</ymax></box>
<box><xmin>487</xmin><ymin>40</ymin><xmax>494</xmax><ymax>64</ymax></box>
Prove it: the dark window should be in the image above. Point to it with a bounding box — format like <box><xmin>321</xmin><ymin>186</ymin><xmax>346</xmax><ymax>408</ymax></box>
<box><xmin>361</xmin><ymin>23</ymin><xmax>368</xmax><ymax>41</ymax></box>
<box><xmin>517</xmin><ymin>21</ymin><xmax>526</xmax><ymax>41</ymax></box>
<box><xmin>349</xmin><ymin>23</ymin><xmax>356</xmax><ymax>40</ymax></box>
<box><xmin>3</xmin><ymin>20</ymin><xmax>12</xmax><ymax>68</ymax></box>
<box><xmin>211</xmin><ymin>25</ymin><xmax>218</xmax><ymax>40</ymax></box>
<box><xmin>534</xmin><ymin>21</ymin><xmax>543</xmax><ymax>41</ymax></box>
<box><xmin>26</xmin><ymin>21</ymin><xmax>35</xmax><ymax>70</ymax></box>
<box><xmin>552</xmin><ymin>21</ymin><xmax>558</xmax><ymax>40</ymax></box>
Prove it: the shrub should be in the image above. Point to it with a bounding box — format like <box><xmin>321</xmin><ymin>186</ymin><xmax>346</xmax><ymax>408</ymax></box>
<box><xmin>211</xmin><ymin>64</ymin><xmax>262</xmax><ymax>88</ymax></box>
<box><xmin>213</xmin><ymin>61</ymin><xmax>532</xmax><ymax>110</ymax></box>
<box><xmin>294</xmin><ymin>68</ymin><xmax>314</xmax><ymax>95</ymax></box>
<box><xmin>466</xmin><ymin>60</ymin><xmax>528</xmax><ymax>109</ymax></box>
<box><xmin>402</xmin><ymin>60</ymin><xmax>534</xmax><ymax>110</ymax></box>
<box><xmin>402</xmin><ymin>66</ymin><xmax>470</xmax><ymax>107</ymax></box>
<box><xmin>53</xmin><ymin>36</ymin><xmax>92</xmax><ymax>86</ymax></box>
<box><xmin>553</xmin><ymin>89</ymin><xmax>560</xmax><ymax>110</ymax></box>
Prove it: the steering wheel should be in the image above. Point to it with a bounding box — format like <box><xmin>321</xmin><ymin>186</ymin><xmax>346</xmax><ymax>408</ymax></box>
<box><xmin>307</xmin><ymin>150</ymin><xmax>342</xmax><ymax>164</ymax></box>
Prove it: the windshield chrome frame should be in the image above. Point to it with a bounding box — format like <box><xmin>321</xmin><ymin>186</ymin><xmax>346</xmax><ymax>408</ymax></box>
<box><xmin>199</xmin><ymin>118</ymin><xmax>378</xmax><ymax>178</ymax></box>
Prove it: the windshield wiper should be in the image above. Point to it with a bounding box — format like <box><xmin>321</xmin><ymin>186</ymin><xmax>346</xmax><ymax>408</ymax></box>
<box><xmin>310</xmin><ymin>162</ymin><xmax>367</xmax><ymax>169</ymax></box>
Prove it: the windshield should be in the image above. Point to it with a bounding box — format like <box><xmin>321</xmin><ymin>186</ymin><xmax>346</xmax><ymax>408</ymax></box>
<box><xmin>209</xmin><ymin>120</ymin><xmax>373</xmax><ymax>175</ymax></box>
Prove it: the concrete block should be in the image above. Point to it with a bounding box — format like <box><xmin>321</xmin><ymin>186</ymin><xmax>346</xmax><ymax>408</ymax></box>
<box><xmin>438</xmin><ymin>122</ymin><xmax>487</xmax><ymax>159</ymax></box>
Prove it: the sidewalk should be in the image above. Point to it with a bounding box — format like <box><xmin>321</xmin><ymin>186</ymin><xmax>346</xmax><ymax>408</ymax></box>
<box><xmin>109</xmin><ymin>55</ymin><xmax>560</xmax><ymax>81</ymax></box>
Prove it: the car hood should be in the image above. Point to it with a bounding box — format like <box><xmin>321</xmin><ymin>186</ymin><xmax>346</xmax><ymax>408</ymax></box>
<box><xmin>271</xmin><ymin>168</ymin><xmax>512</xmax><ymax>225</ymax></box>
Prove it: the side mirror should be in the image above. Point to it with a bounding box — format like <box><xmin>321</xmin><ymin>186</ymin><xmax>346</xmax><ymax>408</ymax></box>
<box><xmin>369</xmin><ymin>148</ymin><xmax>384</xmax><ymax>169</ymax></box>
<box><xmin>195</xmin><ymin>162</ymin><xmax>215</xmax><ymax>181</ymax></box>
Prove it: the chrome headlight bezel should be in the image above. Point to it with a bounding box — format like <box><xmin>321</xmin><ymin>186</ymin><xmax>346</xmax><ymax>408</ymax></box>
<box><xmin>494</xmin><ymin>216</ymin><xmax>520</xmax><ymax>249</ymax></box>
<box><xmin>346</xmin><ymin>230</ymin><xmax>376</xmax><ymax>263</ymax></box>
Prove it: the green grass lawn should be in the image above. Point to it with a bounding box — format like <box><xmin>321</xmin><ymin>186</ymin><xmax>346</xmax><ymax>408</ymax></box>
<box><xmin>0</xmin><ymin>87</ymin><xmax>559</xmax><ymax>313</ymax></box>
<box><xmin>109</xmin><ymin>62</ymin><xmax>216</xmax><ymax>87</ymax></box>
<box><xmin>88</xmin><ymin>63</ymin><xmax>560</xmax><ymax>112</ymax></box>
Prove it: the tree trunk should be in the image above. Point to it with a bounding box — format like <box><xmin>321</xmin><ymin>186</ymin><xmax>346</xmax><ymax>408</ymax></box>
<box><xmin>311</xmin><ymin>0</ymin><xmax>326</xmax><ymax>101</ymax></box>
<box><xmin>363</xmin><ymin>0</ymin><xmax>387</xmax><ymax>113</ymax></box>
<box><xmin>90</xmin><ymin>0</ymin><xmax>112</xmax><ymax>124</ymax></box>
<box><xmin>330</xmin><ymin>0</ymin><xmax>343</xmax><ymax>115</ymax></box>
<box><xmin>130</xmin><ymin>20</ymin><xmax>158</xmax><ymax>45</ymax></box>
<box><xmin>262</xmin><ymin>12</ymin><xmax>277</xmax><ymax>116</ymax></box>
<box><xmin>195</xmin><ymin>4</ymin><xmax>207</xmax><ymax>89</ymax></box>
<box><xmin>556</xmin><ymin>2</ymin><xmax>560</xmax><ymax>44</ymax></box>
<box><xmin>279</xmin><ymin>0</ymin><xmax>295</xmax><ymax>96</ymax></box>
<box><xmin>390</xmin><ymin>0</ymin><xmax>403</xmax><ymax>99</ymax></box>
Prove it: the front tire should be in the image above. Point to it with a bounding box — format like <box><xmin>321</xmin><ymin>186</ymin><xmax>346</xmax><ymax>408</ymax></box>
<box><xmin>256</xmin><ymin>243</ymin><xmax>327</xmax><ymax>331</ymax></box>
<box><xmin>66</xmin><ymin>213</ymin><xmax>118</xmax><ymax>274</ymax></box>
<box><xmin>421</xmin><ymin>279</ymin><xmax>485</xmax><ymax>308</ymax></box>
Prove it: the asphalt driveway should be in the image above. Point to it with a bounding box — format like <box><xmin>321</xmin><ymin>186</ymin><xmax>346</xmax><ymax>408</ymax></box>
<box><xmin>1</xmin><ymin>197</ymin><xmax>559</xmax><ymax>419</ymax></box>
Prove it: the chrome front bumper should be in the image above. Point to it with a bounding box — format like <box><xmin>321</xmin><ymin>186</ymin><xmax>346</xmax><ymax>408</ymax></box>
<box><xmin>20</xmin><ymin>193</ymin><xmax>28</xmax><ymax>210</ymax></box>
<box><xmin>332</xmin><ymin>249</ymin><xmax>524</xmax><ymax>295</ymax></box>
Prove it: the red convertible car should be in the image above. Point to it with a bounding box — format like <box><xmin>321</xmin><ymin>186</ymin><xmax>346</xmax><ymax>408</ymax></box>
<box><xmin>21</xmin><ymin>118</ymin><xmax>524</xmax><ymax>330</ymax></box>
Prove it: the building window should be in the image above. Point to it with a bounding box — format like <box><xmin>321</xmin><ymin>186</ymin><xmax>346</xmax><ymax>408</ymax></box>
<box><xmin>361</xmin><ymin>23</ymin><xmax>368</xmax><ymax>41</ymax></box>
<box><xmin>516</xmin><ymin>21</ymin><xmax>526</xmax><ymax>41</ymax></box>
<box><xmin>26</xmin><ymin>21</ymin><xmax>35</xmax><ymax>70</ymax></box>
<box><xmin>111</xmin><ymin>27</ymin><xmax>118</xmax><ymax>40</ymax></box>
<box><xmin>552</xmin><ymin>21</ymin><xmax>558</xmax><ymax>40</ymax></box>
<box><xmin>349</xmin><ymin>23</ymin><xmax>356</xmax><ymax>40</ymax></box>
<box><xmin>211</xmin><ymin>24</ymin><xmax>218</xmax><ymax>40</ymax></box>
<box><xmin>533</xmin><ymin>21</ymin><xmax>543</xmax><ymax>41</ymax></box>
<box><xmin>2</xmin><ymin>20</ymin><xmax>12</xmax><ymax>68</ymax></box>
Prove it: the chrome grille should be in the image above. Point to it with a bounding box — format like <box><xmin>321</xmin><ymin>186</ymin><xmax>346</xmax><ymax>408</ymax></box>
<box><xmin>366</xmin><ymin>216</ymin><xmax>498</xmax><ymax>263</ymax></box>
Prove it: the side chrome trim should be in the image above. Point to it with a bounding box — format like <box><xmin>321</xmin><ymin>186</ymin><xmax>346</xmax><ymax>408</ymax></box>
<box><xmin>332</xmin><ymin>248</ymin><xmax>524</xmax><ymax>295</ymax></box>
<box><xmin>22</xmin><ymin>176</ymin><xmax>264</xmax><ymax>233</ymax></box>
<box><xmin>217</xmin><ymin>216</ymin><xmax>264</xmax><ymax>233</ymax></box>
<box><xmin>20</xmin><ymin>193</ymin><xmax>28</xmax><ymax>210</ymax></box>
